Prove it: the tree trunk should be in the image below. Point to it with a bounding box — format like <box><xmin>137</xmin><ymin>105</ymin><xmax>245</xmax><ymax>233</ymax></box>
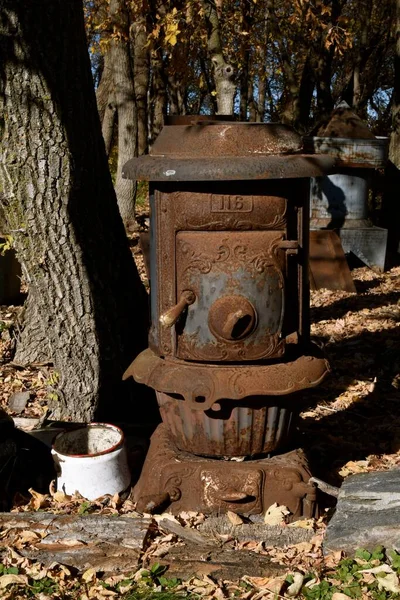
<box><xmin>149</xmin><ymin>48</ymin><xmax>167</xmax><ymax>145</ymax></box>
<box><xmin>96</xmin><ymin>49</ymin><xmax>116</xmax><ymax>156</ymax></box>
<box><xmin>0</xmin><ymin>0</ymin><xmax>152</xmax><ymax>422</ymax></box>
<box><xmin>390</xmin><ymin>0</ymin><xmax>400</xmax><ymax>168</ymax></box>
<box><xmin>14</xmin><ymin>288</ymin><xmax>51</xmax><ymax>365</ymax></box>
<box><xmin>352</xmin><ymin>0</ymin><xmax>373</xmax><ymax>108</ymax></box>
<box><xmin>168</xmin><ymin>70</ymin><xmax>186</xmax><ymax>116</ymax></box>
<box><xmin>101</xmin><ymin>92</ymin><xmax>117</xmax><ymax>157</ymax></box>
<box><xmin>201</xmin><ymin>0</ymin><xmax>236</xmax><ymax>115</ymax></box>
<box><xmin>96</xmin><ymin>49</ymin><xmax>113</xmax><ymax>124</ymax></box>
<box><xmin>109</xmin><ymin>0</ymin><xmax>137</xmax><ymax>226</ymax></box>
<box><xmin>239</xmin><ymin>0</ymin><xmax>250</xmax><ymax>120</ymax></box>
<box><xmin>298</xmin><ymin>54</ymin><xmax>315</xmax><ymax>132</ymax></box>
<box><xmin>132</xmin><ymin>14</ymin><xmax>149</xmax><ymax>156</ymax></box>
<box><xmin>382</xmin><ymin>0</ymin><xmax>400</xmax><ymax>258</ymax></box>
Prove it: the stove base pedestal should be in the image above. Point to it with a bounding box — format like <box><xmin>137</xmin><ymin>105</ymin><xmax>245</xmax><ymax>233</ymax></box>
<box><xmin>133</xmin><ymin>424</ymin><xmax>317</xmax><ymax>520</ymax></box>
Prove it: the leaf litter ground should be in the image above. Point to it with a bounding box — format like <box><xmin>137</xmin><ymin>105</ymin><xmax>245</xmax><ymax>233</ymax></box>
<box><xmin>0</xmin><ymin>254</ymin><xmax>399</xmax><ymax>598</ymax></box>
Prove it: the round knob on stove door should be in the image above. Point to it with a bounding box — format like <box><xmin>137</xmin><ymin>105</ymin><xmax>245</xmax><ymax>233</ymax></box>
<box><xmin>208</xmin><ymin>295</ymin><xmax>257</xmax><ymax>342</ymax></box>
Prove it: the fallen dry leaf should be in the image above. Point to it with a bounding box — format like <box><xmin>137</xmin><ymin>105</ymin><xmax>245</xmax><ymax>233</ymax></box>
<box><xmin>18</xmin><ymin>530</ymin><xmax>42</xmax><ymax>543</ymax></box>
<box><xmin>27</xmin><ymin>488</ymin><xmax>49</xmax><ymax>511</ymax></box>
<box><xmin>0</xmin><ymin>573</ymin><xmax>28</xmax><ymax>588</ymax></box>
<box><xmin>293</xmin><ymin>542</ymin><xmax>313</xmax><ymax>553</ymax></box>
<box><xmin>52</xmin><ymin>491</ymin><xmax>71</xmax><ymax>503</ymax></box>
<box><xmin>359</xmin><ymin>564</ymin><xmax>400</xmax><ymax>592</ymax></box>
<box><xmin>286</xmin><ymin>572</ymin><xmax>304</xmax><ymax>597</ymax></box>
<box><xmin>265</xmin><ymin>575</ymin><xmax>287</xmax><ymax>595</ymax></box>
<box><xmin>264</xmin><ymin>503</ymin><xmax>290</xmax><ymax>525</ymax></box>
<box><xmin>81</xmin><ymin>567</ymin><xmax>97</xmax><ymax>583</ymax></box>
<box><xmin>324</xmin><ymin>550</ymin><xmax>343</xmax><ymax>568</ymax></box>
<box><xmin>243</xmin><ymin>576</ymin><xmax>271</xmax><ymax>588</ymax></box>
<box><xmin>227</xmin><ymin>510</ymin><xmax>244</xmax><ymax>525</ymax></box>
<box><xmin>288</xmin><ymin>519</ymin><xmax>315</xmax><ymax>530</ymax></box>
<box><xmin>339</xmin><ymin>460</ymin><xmax>369</xmax><ymax>477</ymax></box>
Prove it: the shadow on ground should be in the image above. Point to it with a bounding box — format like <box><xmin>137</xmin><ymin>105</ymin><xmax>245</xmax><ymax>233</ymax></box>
<box><xmin>295</xmin><ymin>325</ymin><xmax>400</xmax><ymax>490</ymax></box>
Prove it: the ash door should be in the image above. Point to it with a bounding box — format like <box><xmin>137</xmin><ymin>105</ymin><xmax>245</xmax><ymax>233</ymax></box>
<box><xmin>175</xmin><ymin>231</ymin><xmax>285</xmax><ymax>362</ymax></box>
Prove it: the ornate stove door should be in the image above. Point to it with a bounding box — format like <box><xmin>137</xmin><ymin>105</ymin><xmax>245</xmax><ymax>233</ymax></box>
<box><xmin>175</xmin><ymin>231</ymin><xmax>286</xmax><ymax>362</ymax></box>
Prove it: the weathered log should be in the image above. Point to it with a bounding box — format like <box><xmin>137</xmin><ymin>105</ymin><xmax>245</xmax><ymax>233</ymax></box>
<box><xmin>157</xmin><ymin>517</ymin><xmax>216</xmax><ymax>547</ymax></box>
<box><xmin>0</xmin><ymin>512</ymin><xmax>152</xmax><ymax>572</ymax></box>
<box><xmin>324</xmin><ymin>470</ymin><xmax>400</xmax><ymax>554</ymax></box>
<box><xmin>200</xmin><ymin>515</ymin><xmax>315</xmax><ymax>545</ymax></box>
<box><xmin>147</xmin><ymin>545</ymin><xmax>285</xmax><ymax>580</ymax></box>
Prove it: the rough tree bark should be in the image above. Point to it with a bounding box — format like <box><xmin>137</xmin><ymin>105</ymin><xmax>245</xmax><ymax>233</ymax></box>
<box><xmin>382</xmin><ymin>0</ymin><xmax>400</xmax><ymax>257</ymax></box>
<box><xmin>109</xmin><ymin>0</ymin><xmax>137</xmax><ymax>226</ymax></box>
<box><xmin>201</xmin><ymin>0</ymin><xmax>236</xmax><ymax>115</ymax></box>
<box><xmin>149</xmin><ymin>48</ymin><xmax>167</xmax><ymax>145</ymax></box>
<box><xmin>132</xmin><ymin>10</ymin><xmax>149</xmax><ymax>156</ymax></box>
<box><xmin>0</xmin><ymin>0</ymin><xmax>152</xmax><ymax>422</ymax></box>
<box><xmin>96</xmin><ymin>48</ymin><xmax>116</xmax><ymax>156</ymax></box>
<box><xmin>239</xmin><ymin>0</ymin><xmax>251</xmax><ymax>120</ymax></box>
<box><xmin>390</xmin><ymin>0</ymin><xmax>400</xmax><ymax>169</ymax></box>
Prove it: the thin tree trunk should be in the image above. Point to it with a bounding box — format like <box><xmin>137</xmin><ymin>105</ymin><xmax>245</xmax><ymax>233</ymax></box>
<box><xmin>201</xmin><ymin>0</ymin><xmax>236</xmax><ymax>115</ymax></box>
<box><xmin>132</xmin><ymin>14</ymin><xmax>149</xmax><ymax>156</ymax></box>
<box><xmin>248</xmin><ymin>81</ymin><xmax>257</xmax><ymax>121</ymax></box>
<box><xmin>265</xmin><ymin>0</ymin><xmax>302</xmax><ymax>126</ymax></box>
<box><xmin>149</xmin><ymin>49</ymin><xmax>167</xmax><ymax>145</ymax></box>
<box><xmin>101</xmin><ymin>91</ymin><xmax>116</xmax><ymax>156</ymax></box>
<box><xmin>353</xmin><ymin>0</ymin><xmax>373</xmax><ymax>108</ymax></box>
<box><xmin>168</xmin><ymin>72</ymin><xmax>180</xmax><ymax>115</ymax></box>
<box><xmin>298</xmin><ymin>54</ymin><xmax>315</xmax><ymax>132</ymax></box>
<box><xmin>96</xmin><ymin>49</ymin><xmax>113</xmax><ymax>123</ymax></box>
<box><xmin>239</xmin><ymin>0</ymin><xmax>250</xmax><ymax>120</ymax></box>
<box><xmin>96</xmin><ymin>49</ymin><xmax>116</xmax><ymax>156</ymax></box>
<box><xmin>256</xmin><ymin>77</ymin><xmax>266</xmax><ymax>122</ymax></box>
<box><xmin>0</xmin><ymin>0</ymin><xmax>150</xmax><ymax>422</ymax></box>
<box><xmin>110</xmin><ymin>0</ymin><xmax>137</xmax><ymax>226</ymax></box>
<box><xmin>381</xmin><ymin>0</ymin><xmax>400</xmax><ymax>257</ymax></box>
<box><xmin>390</xmin><ymin>0</ymin><xmax>400</xmax><ymax>167</ymax></box>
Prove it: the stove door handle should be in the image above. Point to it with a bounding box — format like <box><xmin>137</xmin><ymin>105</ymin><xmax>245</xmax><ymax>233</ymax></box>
<box><xmin>160</xmin><ymin>290</ymin><xmax>196</xmax><ymax>328</ymax></box>
<box><xmin>220</xmin><ymin>491</ymin><xmax>252</xmax><ymax>502</ymax></box>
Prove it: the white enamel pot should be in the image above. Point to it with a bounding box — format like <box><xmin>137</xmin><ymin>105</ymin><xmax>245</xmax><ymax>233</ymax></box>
<box><xmin>52</xmin><ymin>423</ymin><xmax>131</xmax><ymax>500</ymax></box>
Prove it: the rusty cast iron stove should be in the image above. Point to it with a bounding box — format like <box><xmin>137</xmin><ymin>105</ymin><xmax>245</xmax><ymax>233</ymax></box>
<box><xmin>123</xmin><ymin>121</ymin><xmax>334</xmax><ymax>518</ymax></box>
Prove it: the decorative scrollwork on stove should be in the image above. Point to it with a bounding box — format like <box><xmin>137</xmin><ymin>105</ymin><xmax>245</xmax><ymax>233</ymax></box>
<box><xmin>179</xmin><ymin>240</ymin><xmax>214</xmax><ymax>274</ymax></box>
<box><xmin>178</xmin><ymin>335</ymin><xmax>229</xmax><ymax>361</ymax></box>
<box><xmin>232</xmin><ymin>244</ymin><xmax>274</xmax><ymax>274</ymax></box>
<box><xmin>164</xmin><ymin>468</ymin><xmax>196</xmax><ymax>492</ymax></box>
<box><xmin>178</xmin><ymin>333</ymin><xmax>285</xmax><ymax>362</ymax></box>
<box><xmin>183</xmin><ymin>212</ymin><xmax>287</xmax><ymax>231</ymax></box>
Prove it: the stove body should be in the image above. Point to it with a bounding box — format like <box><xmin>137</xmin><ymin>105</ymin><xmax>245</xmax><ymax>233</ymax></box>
<box><xmin>123</xmin><ymin>122</ymin><xmax>333</xmax><ymax>517</ymax></box>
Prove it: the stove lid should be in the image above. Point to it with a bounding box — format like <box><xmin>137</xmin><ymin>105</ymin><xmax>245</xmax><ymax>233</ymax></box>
<box><xmin>123</xmin><ymin>154</ymin><xmax>337</xmax><ymax>182</ymax></box>
<box><xmin>151</xmin><ymin>123</ymin><xmax>302</xmax><ymax>157</ymax></box>
<box><xmin>123</xmin><ymin>122</ymin><xmax>337</xmax><ymax>182</ymax></box>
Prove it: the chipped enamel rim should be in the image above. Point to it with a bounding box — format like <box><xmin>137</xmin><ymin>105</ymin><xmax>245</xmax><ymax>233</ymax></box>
<box><xmin>52</xmin><ymin>422</ymin><xmax>125</xmax><ymax>459</ymax></box>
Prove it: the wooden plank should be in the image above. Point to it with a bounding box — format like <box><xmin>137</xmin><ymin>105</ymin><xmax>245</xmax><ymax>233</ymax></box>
<box><xmin>309</xmin><ymin>230</ymin><xmax>356</xmax><ymax>292</ymax></box>
<box><xmin>0</xmin><ymin>512</ymin><xmax>153</xmax><ymax>572</ymax></box>
<box><xmin>200</xmin><ymin>516</ymin><xmax>314</xmax><ymax>545</ymax></box>
<box><xmin>148</xmin><ymin>545</ymin><xmax>285</xmax><ymax>581</ymax></box>
<box><xmin>157</xmin><ymin>517</ymin><xmax>216</xmax><ymax>547</ymax></box>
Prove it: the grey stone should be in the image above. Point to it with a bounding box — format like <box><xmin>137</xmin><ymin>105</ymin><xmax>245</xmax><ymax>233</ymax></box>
<box><xmin>324</xmin><ymin>469</ymin><xmax>400</xmax><ymax>554</ymax></box>
<box><xmin>8</xmin><ymin>390</ymin><xmax>30</xmax><ymax>413</ymax></box>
